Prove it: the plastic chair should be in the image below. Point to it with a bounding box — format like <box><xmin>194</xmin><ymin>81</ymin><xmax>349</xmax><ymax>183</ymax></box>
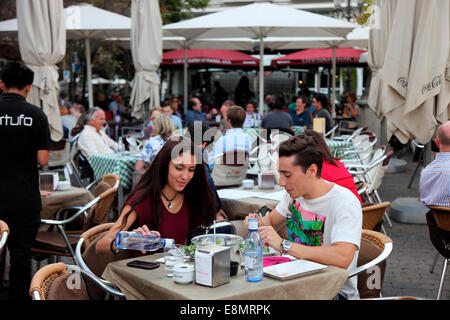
<box><xmin>348</xmin><ymin>229</ymin><xmax>393</xmax><ymax>299</ymax></box>
<box><xmin>125</xmin><ymin>136</ymin><xmax>143</xmax><ymax>152</ymax></box>
<box><xmin>425</xmin><ymin>206</ymin><xmax>450</xmax><ymax>300</ymax></box>
<box><xmin>325</xmin><ymin>124</ymin><xmax>339</xmax><ymax>139</ymax></box>
<box><xmin>247</xmin><ymin>142</ymin><xmax>272</xmax><ymax>175</ymax></box>
<box><xmin>31</xmin><ymin>176</ymin><xmax>120</xmax><ymax>266</ymax></box>
<box><xmin>29</xmin><ymin>262</ymin><xmax>121</xmax><ymax>300</ymax></box>
<box><xmin>0</xmin><ymin>220</ymin><xmax>9</xmax><ymax>257</ymax></box>
<box><xmin>75</xmin><ymin>223</ymin><xmax>126</xmax><ymax>299</ymax></box>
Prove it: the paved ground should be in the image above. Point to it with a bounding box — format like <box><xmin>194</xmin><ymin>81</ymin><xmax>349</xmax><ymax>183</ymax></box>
<box><xmin>377</xmin><ymin>148</ymin><xmax>449</xmax><ymax>299</ymax></box>
<box><xmin>1</xmin><ymin>147</ymin><xmax>448</xmax><ymax>300</ymax></box>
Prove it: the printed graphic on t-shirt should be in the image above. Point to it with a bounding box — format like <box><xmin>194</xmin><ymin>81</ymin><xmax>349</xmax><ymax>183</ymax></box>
<box><xmin>286</xmin><ymin>199</ymin><xmax>325</xmax><ymax>246</ymax></box>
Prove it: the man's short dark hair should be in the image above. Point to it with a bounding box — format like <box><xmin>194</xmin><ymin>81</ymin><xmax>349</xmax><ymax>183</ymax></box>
<box><xmin>188</xmin><ymin>99</ymin><xmax>196</xmax><ymax>110</ymax></box>
<box><xmin>278</xmin><ymin>134</ymin><xmax>324</xmax><ymax>177</ymax></box>
<box><xmin>297</xmin><ymin>95</ymin><xmax>309</xmax><ymax>106</ymax></box>
<box><xmin>245</xmin><ymin>100</ymin><xmax>257</xmax><ymax>109</ymax></box>
<box><xmin>227</xmin><ymin>105</ymin><xmax>246</xmax><ymax>128</ymax></box>
<box><xmin>1</xmin><ymin>62</ymin><xmax>34</xmax><ymax>90</ymax></box>
<box><xmin>314</xmin><ymin>93</ymin><xmax>329</xmax><ymax>108</ymax></box>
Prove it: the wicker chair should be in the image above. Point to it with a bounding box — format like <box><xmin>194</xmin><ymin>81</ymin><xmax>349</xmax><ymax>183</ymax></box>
<box><xmin>349</xmin><ymin>229</ymin><xmax>393</xmax><ymax>299</ymax></box>
<box><xmin>75</xmin><ymin>223</ymin><xmax>127</xmax><ymax>299</ymax></box>
<box><xmin>362</xmin><ymin>202</ymin><xmax>391</xmax><ymax>232</ymax></box>
<box><xmin>29</xmin><ymin>262</ymin><xmax>120</xmax><ymax>300</ymax></box>
<box><xmin>0</xmin><ymin>220</ymin><xmax>9</xmax><ymax>256</ymax></box>
<box><xmin>31</xmin><ymin>176</ymin><xmax>120</xmax><ymax>266</ymax></box>
<box><xmin>425</xmin><ymin>206</ymin><xmax>450</xmax><ymax>300</ymax></box>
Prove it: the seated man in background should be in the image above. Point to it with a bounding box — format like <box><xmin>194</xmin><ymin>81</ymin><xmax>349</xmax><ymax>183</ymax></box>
<box><xmin>243</xmin><ymin>100</ymin><xmax>263</xmax><ymax>128</ymax></box>
<box><xmin>162</xmin><ymin>102</ymin><xmax>182</xmax><ymax>130</ymax></box>
<box><xmin>419</xmin><ymin>120</ymin><xmax>450</xmax><ymax>207</ymax></box>
<box><xmin>244</xmin><ymin>134</ymin><xmax>362</xmax><ymax>300</ymax></box>
<box><xmin>185</xmin><ymin>97</ymin><xmax>209</xmax><ymax>128</ymax></box>
<box><xmin>288</xmin><ymin>95</ymin><xmax>311</xmax><ymax>130</ymax></box>
<box><xmin>313</xmin><ymin>93</ymin><xmax>335</xmax><ymax>133</ymax></box>
<box><xmin>260</xmin><ymin>99</ymin><xmax>293</xmax><ymax>135</ymax></box>
<box><xmin>77</xmin><ymin>108</ymin><xmax>118</xmax><ymax>158</ymax></box>
<box><xmin>208</xmin><ymin>105</ymin><xmax>251</xmax><ymax>171</ymax></box>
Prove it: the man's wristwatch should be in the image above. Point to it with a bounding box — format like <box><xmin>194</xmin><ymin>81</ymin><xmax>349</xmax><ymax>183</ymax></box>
<box><xmin>280</xmin><ymin>239</ymin><xmax>292</xmax><ymax>255</ymax></box>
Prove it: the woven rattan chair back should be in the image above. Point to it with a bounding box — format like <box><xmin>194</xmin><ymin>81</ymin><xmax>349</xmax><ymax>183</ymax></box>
<box><xmin>79</xmin><ymin>223</ymin><xmax>129</xmax><ymax>299</ymax></box>
<box><xmin>0</xmin><ymin>220</ymin><xmax>9</xmax><ymax>256</ymax></box>
<box><xmin>362</xmin><ymin>202</ymin><xmax>391</xmax><ymax>231</ymax></box>
<box><xmin>354</xmin><ymin>229</ymin><xmax>393</xmax><ymax>299</ymax></box>
<box><xmin>428</xmin><ymin>206</ymin><xmax>450</xmax><ymax>231</ymax></box>
<box><xmin>101</xmin><ymin>174</ymin><xmax>120</xmax><ymax>191</ymax></box>
<box><xmin>29</xmin><ymin>262</ymin><xmax>67</xmax><ymax>300</ymax></box>
<box><xmin>83</xmin><ymin>178</ymin><xmax>119</xmax><ymax>229</ymax></box>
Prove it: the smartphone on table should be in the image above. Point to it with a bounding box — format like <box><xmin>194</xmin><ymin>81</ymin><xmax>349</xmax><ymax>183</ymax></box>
<box><xmin>126</xmin><ymin>260</ymin><xmax>160</xmax><ymax>270</ymax></box>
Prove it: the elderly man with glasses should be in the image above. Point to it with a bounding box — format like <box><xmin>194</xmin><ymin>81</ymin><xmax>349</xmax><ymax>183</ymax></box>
<box><xmin>77</xmin><ymin>107</ymin><xmax>118</xmax><ymax>158</ymax></box>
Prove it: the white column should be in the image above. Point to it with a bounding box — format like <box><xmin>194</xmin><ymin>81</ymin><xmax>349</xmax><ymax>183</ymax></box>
<box><xmin>259</xmin><ymin>36</ymin><xmax>265</xmax><ymax>115</ymax></box>
<box><xmin>85</xmin><ymin>38</ymin><xmax>93</xmax><ymax>110</ymax></box>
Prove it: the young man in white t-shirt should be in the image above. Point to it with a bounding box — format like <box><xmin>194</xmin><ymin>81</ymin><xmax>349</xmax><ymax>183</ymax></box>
<box><xmin>244</xmin><ymin>134</ymin><xmax>362</xmax><ymax>299</ymax></box>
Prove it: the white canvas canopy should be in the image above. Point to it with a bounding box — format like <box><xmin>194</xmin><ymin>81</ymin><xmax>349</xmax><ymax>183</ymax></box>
<box><xmin>378</xmin><ymin>0</ymin><xmax>449</xmax><ymax>144</ymax></box>
<box><xmin>129</xmin><ymin>0</ymin><xmax>162</xmax><ymax>121</ymax></box>
<box><xmin>17</xmin><ymin>0</ymin><xmax>66</xmax><ymax>142</ymax></box>
<box><xmin>0</xmin><ymin>3</ymin><xmax>132</xmax><ymax>110</ymax></box>
<box><xmin>163</xmin><ymin>2</ymin><xmax>356</xmax><ymax>115</ymax></box>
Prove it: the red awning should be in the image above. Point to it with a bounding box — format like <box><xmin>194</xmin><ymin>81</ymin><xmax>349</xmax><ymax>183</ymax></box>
<box><xmin>161</xmin><ymin>49</ymin><xmax>259</xmax><ymax>67</ymax></box>
<box><xmin>271</xmin><ymin>47</ymin><xmax>367</xmax><ymax>67</ymax></box>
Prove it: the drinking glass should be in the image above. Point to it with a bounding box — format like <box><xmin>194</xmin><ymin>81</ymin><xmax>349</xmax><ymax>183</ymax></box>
<box><xmin>164</xmin><ymin>244</ymin><xmax>184</xmax><ymax>277</ymax></box>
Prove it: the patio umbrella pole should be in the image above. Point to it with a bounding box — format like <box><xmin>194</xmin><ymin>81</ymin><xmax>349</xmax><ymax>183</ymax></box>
<box><xmin>259</xmin><ymin>35</ymin><xmax>264</xmax><ymax>115</ymax></box>
<box><xmin>184</xmin><ymin>45</ymin><xmax>188</xmax><ymax>116</ymax></box>
<box><xmin>331</xmin><ymin>45</ymin><xmax>337</xmax><ymax>113</ymax></box>
<box><xmin>85</xmin><ymin>37</ymin><xmax>94</xmax><ymax>110</ymax></box>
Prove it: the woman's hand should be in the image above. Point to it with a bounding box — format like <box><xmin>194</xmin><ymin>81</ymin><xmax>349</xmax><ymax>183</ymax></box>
<box><xmin>132</xmin><ymin>225</ymin><xmax>161</xmax><ymax>254</ymax></box>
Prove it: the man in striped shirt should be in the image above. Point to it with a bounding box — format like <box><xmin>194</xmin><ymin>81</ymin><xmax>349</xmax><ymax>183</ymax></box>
<box><xmin>419</xmin><ymin>121</ymin><xmax>450</xmax><ymax>207</ymax></box>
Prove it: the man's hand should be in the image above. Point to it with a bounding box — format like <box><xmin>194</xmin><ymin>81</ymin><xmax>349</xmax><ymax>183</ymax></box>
<box><xmin>258</xmin><ymin>226</ymin><xmax>283</xmax><ymax>251</ymax></box>
<box><xmin>243</xmin><ymin>213</ymin><xmax>266</xmax><ymax>230</ymax></box>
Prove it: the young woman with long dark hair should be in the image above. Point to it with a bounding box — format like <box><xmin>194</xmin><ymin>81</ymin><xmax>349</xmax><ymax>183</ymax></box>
<box><xmin>96</xmin><ymin>136</ymin><xmax>217</xmax><ymax>253</ymax></box>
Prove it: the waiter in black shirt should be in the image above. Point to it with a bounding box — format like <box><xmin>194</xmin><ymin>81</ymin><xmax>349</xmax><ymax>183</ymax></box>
<box><xmin>0</xmin><ymin>62</ymin><xmax>51</xmax><ymax>300</ymax></box>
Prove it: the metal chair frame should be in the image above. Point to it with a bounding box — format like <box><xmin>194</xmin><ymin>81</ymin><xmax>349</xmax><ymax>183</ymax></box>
<box><xmin>75</xmin><ymin>237</ymin><xmax>125</xmax><ymax>299</ymax></box>
<box><xmin>34</xmin><ymin>178</ymin><xmax>120</xmax><ymax>266</ymax></box>
<box><xmin>426</xmin><ymin>206</ymin><xmax>450</xmax><ymax>300</ymax></box>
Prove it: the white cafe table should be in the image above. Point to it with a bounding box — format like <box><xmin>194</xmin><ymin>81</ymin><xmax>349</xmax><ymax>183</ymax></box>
<box><xmin>102</xmin><ymin>253</ymin><xmax>348</xmax><ymax>300</ymax></box>
<box><xmin>218</xmin><ymin>185</ymin><xmax>285</xmax><ymax>220</ymax></box>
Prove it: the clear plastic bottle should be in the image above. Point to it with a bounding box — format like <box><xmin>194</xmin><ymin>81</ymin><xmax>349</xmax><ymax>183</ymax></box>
<box><xmin>117</xmin><ymin>137</ymin><xmax>125</xmax><ymax>152</ymax></box>
<box><xmin>244</xmin><ymin>218</ymin><xmax>263</xmax><ymax>282</ymax></box>
<box><xmin>114</xmin><ymin>231</ymin><xmax>174</xmax><ymax>252</ymax></box>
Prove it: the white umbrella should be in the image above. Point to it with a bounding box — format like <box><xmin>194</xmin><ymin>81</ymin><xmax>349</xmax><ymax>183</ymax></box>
<box><xmin>0</xmin><ymin>3</ymin><xmax>132</xmax><ymax>110</ymax></box>
<box><xmin>129</xmin><ymin>0</ymin><xmax>162</xmax><ymax>121</ymax></box>
<box><xmin>17</xmin><ymin>0</ymin><xmax>66</xmax><ymax>142</ymax></box>
<box><xmin>380</xmin><ymin>0</ymin><xmax>449</xmax><ymax>144</ymax></box>
<box><xmin>163</xmin><ymin>2</ymin><xmax>356</xmax><ymax>115</ymax></box>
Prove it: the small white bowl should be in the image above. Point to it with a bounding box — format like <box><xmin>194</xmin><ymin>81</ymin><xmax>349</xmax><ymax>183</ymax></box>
<box><xmin>57</xmin><ymin>181</ymin><xmax>71</xmax><ymax>191</ymax></box>
<box><xmin>172</xmin><ymin>263</ymin><xmax>194</xmax><ymax>284</ymax></box>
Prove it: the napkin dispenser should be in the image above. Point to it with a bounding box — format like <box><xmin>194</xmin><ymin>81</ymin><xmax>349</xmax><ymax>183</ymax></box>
<box><xmin>39</xmin><ymin>172</ymin><xmax>59</xmax><ymax>191</ymax></box>
<box><xmin>195</xmin><ymin>245</ymin><xmax>230</xmax><ymax>287</ymax></box>
<box><xmin>258</xmin><ymin>171</ymin><xmax>275</xmax><ymax>189</ymax></box>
